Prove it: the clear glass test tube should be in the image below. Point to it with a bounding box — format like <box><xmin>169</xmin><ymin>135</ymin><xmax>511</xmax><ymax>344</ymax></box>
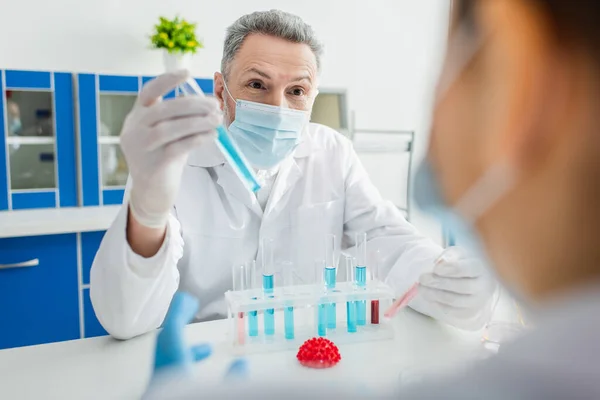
<box><xmin>231</xmin><ymin>263</ymin><xmax>246</xmax><ymax>344</ymax></box>
<box><xmin>177</xmin><ymin>78</ymin><xmax>260</xmax><ymax>193</ymax></box>
<box><xmin>315</xmin><ymin>259</ymin><xmax>328</xmax><ymax>337</ymax></box>
<box><xmin>371</xmin><ymin>249</ymin><xmax>381</xmax><ymax>325</ymax></box>
<box><xmin>355</xmin><ymin>232</ymin><xmax>368</xmax><ymax>326</ymax></box>
<box><xmin>324</xmin><ymin>234</ymin><xmax>337</xmax><ymax>329</ymax></box>
<box><xmin>345</xmin><ymin>255</ymin><xmax>357</xmax><ymax>333</ymax></box>
<box><xmin>246</xmin><ymin>260</ymin><xmax>259</xmax><ymax>337</ymax></box>
<box><xmin>262</xmin><ymin>238</ymin><xmax>275</xmax><ymax>336</ymax></box>
<box><xmin>282</xmin><ymin>261</ymin><xmax>295</xmax><ymax>340</ymax></box>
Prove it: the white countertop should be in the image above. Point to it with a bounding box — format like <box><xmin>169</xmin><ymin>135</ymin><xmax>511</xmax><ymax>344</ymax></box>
<box><xmin>0</xmin><ymin>206</ymin><xmax>121</xmax><ymax>238</ymax></box>
<box><xmin>0</xmin><ymin>309</ymin><xmax>489</xmax><ymax>399</ymax></box>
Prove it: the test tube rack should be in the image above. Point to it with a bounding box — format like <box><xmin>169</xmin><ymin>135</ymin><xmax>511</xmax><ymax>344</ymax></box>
<box><xmin>225</xmin><ymin>280</ymin><xmax>395</xmax><ymax>354</ymax></box>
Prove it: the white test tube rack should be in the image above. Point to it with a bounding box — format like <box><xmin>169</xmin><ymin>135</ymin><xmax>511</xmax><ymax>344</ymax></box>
<box><xmin>225</xmin><ymin>279</ymin><xmax>396</xmax><ymax>354</ymax></box>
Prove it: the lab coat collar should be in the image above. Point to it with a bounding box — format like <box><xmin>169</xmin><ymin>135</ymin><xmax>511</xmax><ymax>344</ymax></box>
<box><xmin>210</xmin><ymin>155</ymin><xmax>302</xmax><ymax>220</ymax></box>
<box><xmin>262</xmin><ymin>125</ymin><xmax>319</xmax><ymax>216</ymax></box>
<box><xmin>263</xmin><ymin>155</ymin><xmax>302</xmax><ymax>217</ymax></box>
<box><xmin>291</xmin><ymin>125</ymin><xmax>319</xmax><ymax>158</ymax></box>
<box><xmin>186</xmin><ymin>141</ymin><xmax>263</xmax><ymax>216</ymax></box>
<box><xmin>214</xmin><ymin>163</ymin><xmax>263</xmax><ymax>217</ymax></box>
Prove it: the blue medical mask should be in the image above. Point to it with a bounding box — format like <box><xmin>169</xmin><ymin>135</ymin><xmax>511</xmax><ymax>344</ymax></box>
<box><xmin>223</xmin><ymin>81</ymin><xmax>309</xmax><ymax>169</ymax></box>
<box><xmin>415</xmin><ymin>22</ymin><xmax>518</xmax><ymax>260</ymax></box>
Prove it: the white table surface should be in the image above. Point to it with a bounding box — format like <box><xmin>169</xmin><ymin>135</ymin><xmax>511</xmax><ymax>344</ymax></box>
<box><xmin>0</xmin><ymin>206</ymin><xmax>121</xmax><ymax>238</ymax></box>
<box><xmin>0</xmin><ymin>308</ymin><xmax>489</xmax><ymax>400</ymax></box>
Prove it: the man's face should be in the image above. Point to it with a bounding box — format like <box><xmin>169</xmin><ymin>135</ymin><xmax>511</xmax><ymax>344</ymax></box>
<box><xmin>214</xmin><ymin>34</ymin><xmax>319</xmax><ymax>126</ymax></box>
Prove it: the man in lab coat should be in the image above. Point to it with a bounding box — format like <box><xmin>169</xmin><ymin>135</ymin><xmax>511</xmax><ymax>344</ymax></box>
<box><xmin>90</xmin><ymin>9</ymin><xmax>495</xmax><ymax>340</ymax></box>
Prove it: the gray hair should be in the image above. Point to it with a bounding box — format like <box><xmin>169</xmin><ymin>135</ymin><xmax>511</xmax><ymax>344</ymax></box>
<box><xmin>221</xmin><ymin>10</ymin><xmax>323</xmax><ymax>78</ymax></box>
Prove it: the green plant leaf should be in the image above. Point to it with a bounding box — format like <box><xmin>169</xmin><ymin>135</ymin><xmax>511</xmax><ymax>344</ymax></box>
<box><xmin>150</xmin><ymin>15</ymin><xmax>202</xmax><ymax>53</ymax></box>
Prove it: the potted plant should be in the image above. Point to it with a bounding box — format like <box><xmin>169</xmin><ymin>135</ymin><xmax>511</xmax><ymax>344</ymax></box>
<box><xmin>150</xmin><ymin>16</ymin><xmax>203</xmax><ymax>72</ymax></box>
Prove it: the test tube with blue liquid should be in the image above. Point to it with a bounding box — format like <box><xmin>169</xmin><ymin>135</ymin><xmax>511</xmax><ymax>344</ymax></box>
<box><xmin>315</xmin><ymin>259</ymin><xmax>327</xmax><ymax>337</ymax></box>
<box><xmin>177</xmin><ymin>78</ymin><xmax>261</xmax><ymax>193</ymax></box>
<box><xmin>324</xmin><ymin>234</ymin><xmax>337</xmax><ymax>330</ymax></box>
<box><xmin>247</xmin><ymin>260</ymin><xmax>259</xmax><ymax>337</ymax></box>
<box><xmin>262</xmin><ymin>238</ymin><xmax>275</xmax><ymax>336</ymax></box>
<box><xmin>355</xmin><ymin>232</ymin><xmax>368</xmax><ymax>326</ymax></box>
<box><xmin>345</xmin><ymin>255</ymin><xmax>357</xmax><ymax>333</ymax></box>
<box><xmin>282</xmin><ymin>261</ymin><xmax>295</xmax><ymax>340</ymax></box>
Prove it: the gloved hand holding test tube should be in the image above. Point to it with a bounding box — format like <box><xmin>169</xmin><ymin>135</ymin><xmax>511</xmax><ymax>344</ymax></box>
<box><xmin>383</xmin><ymin>248</ymin><xmax>459</xmax><ymax>319</ymax></box>
<box><xmin>177</xmin><ymin>77</ymin><xmax>261</xmax><ymax>193</ymax></box>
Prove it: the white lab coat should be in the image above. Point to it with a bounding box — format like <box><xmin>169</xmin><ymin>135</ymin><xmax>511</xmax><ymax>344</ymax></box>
<box><xmin>91</xmin><ymin>124</ymin><xmax>450</xmax><ymax>340</ymax></box>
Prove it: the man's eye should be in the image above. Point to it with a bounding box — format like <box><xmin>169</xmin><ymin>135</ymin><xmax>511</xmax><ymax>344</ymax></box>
<box><xmin>290</xmin><ymin>88</ymin><xmax>305</xmax><ymax>96</ymax></box>
<box><xmin>249</xmin><ymin>81</ymin><xmax>264</xmax><ymax>89</ymax></box>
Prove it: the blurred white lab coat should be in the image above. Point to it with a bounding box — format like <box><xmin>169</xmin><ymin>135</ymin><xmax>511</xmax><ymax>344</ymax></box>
<box><xmin>91</xmin><ymin>124</ymin><xmax>447</xmax><ymax>339</ymax></box>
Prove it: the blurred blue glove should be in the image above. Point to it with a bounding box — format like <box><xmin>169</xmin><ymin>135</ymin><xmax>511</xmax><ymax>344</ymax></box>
<box><xmin>152</xmin><ymin>291</ymin><xmax>248</xmax><ymax>378</ymax></box>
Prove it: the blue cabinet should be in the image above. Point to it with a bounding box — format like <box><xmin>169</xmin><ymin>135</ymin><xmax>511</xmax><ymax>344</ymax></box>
<box><xmin>0</xmin><ymin>70</ymin><xmax>77</xmax><ymax>210</ymax></box>
<box><xmin>77</xmin><ymin>74</ymin><xmax>141</xmax><ymax>207</ymax></box>
<box><xmin>0</xmin><ymin>72</ymin><xmax>215</xmax><ymax>348</ymax></box>
<box><xmin>77</xmin><ymin>74</ymin><xmax>214</xmax><ymax>208</ymax></box>
<box><xmin>0</xmin><ymin>234</ymin><xmax>80</xmax><ymax>349</ymax></box>
<box><xmin>81</xmin><ymin>230</ymin><xmax>105</xmax><ymax>285</ymax></box>
<box><xmin>81</xmin><ymin>231</ymin><xmax>108</xmax><ymax>337</ymax></box>
<box><xmin>83</xmin><ymin>288</ymin><xmax>108</xmax><ymax>338</ymax></box>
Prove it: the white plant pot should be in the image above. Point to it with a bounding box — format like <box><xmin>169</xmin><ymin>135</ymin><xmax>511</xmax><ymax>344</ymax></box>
<box><xmin>163</xmin><ymin>51</ymin><xmax>193</xmax><ymax>73</ymax></box>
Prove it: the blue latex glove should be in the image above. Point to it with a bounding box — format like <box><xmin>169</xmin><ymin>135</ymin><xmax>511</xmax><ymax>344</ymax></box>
<box><xmin>152</xmin><ymin>291</ymin><xmax>248</xmax><ymax>378</ymax></box>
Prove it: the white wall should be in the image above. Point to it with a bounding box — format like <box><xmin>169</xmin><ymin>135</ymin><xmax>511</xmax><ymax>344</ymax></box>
<box><xmin>0</xmin><ymin>0</ymin><xmax>450</xmax><ymax>242</ymax></box>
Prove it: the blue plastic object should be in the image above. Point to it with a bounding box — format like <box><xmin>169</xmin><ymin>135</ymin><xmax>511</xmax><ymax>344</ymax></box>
<box><xmin>154</xmin><ymin>292</ymin><xmax>212</xmax><ymax>372</ymax></box>
<box><xmin>152</xmin><ymin>291</ymin><xmax>247</xmax><ymax>378</ymax></box>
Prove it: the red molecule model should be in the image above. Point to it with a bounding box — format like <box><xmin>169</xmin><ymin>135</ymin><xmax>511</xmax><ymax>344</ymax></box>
<box><xmin>296</xmin><ymin>337</ymin><xmax>341</xmax><ymax>369</ymax></box>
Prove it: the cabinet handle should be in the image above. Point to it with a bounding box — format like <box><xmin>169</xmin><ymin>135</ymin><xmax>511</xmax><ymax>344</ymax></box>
<box><xmin>0</xmin><ymin>259</ymin><xmax>40</xmax><ymax>269</ymax></box>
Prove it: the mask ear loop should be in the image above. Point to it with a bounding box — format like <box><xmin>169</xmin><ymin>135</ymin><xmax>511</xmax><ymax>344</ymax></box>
<box><xmin>221</xmin><ymin>76</ymin><xmax>238</xmax><ymax>105</ymax></box>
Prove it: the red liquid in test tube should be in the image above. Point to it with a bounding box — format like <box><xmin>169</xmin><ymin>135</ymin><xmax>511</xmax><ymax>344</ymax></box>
<box><xmin>371</xmin><ymin>249</ymin><xmax>381</xmax><ymax>325</ymax></box>
<box><xmin>371</xmin><ymin>300</ymin><xmax>379</xmax><ymax>324</ymax></box>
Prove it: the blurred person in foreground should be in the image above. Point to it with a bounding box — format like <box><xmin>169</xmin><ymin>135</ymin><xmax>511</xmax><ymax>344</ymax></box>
<box><xmin>146</xmin><ymin>0</ymin><xmax>600</xmax><ymax>398</ymax></box>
